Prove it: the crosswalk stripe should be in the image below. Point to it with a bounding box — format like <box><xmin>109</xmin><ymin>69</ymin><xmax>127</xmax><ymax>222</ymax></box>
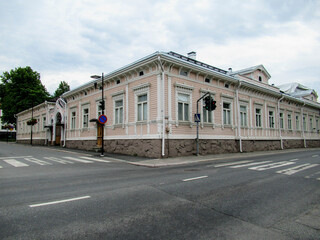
<box><xmin>214</xmin><ymin>160</ymin><xmax>252</xmax><ymax>168</ymax></box>
<box><xmin>289</xmin><ymin>159</ymin><xmax>299</xmax><ymax>162</ymax></box>
<box><xmin>277</xmin><ymin>164</ymin><xmax>319</xmax><ymax>175</ymax></box>
<box><xmin>230</xmin><ymin>161</ymin><xmax>272</xmax><ymax>168</ymax></box>
<box><xmin>79</xmin><ymin>156</ymin><xmax>110</xmax><ymax>163</ymax></box>
<box><xmin>62</xmin><ymin>157</ymin><xmax>93</xmax><ymax>163</ymax></box>
<box><xmin>249</xmin><ymin>161</ymin><xmax>295</xmax><ymax>171</ymax></box>
<box><xmin>24</xmin><ymin>158</ymin><xmax>52</xmax><ymax>166</ymax></box>
<box><xmin>44</xmin><ymin>157</ymin><xmax>74</xmax><ymax>164</ymax></box>
<box><xmin>4</xmin><ymin>159</ymin><xmax>29</xmax><ymax>167</ymax></box>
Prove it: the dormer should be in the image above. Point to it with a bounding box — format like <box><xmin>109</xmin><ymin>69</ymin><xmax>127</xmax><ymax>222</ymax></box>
<box><xmin>230</xmin><ymin>65</ymin><xmax>271</xmax><ymax>85</ymax></box>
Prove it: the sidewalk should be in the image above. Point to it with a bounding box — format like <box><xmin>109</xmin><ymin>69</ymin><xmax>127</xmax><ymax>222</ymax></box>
<box><xmin>123</xmin><ymin>148</ymin><xmax>320</xmax><ymax>167</ymax></box>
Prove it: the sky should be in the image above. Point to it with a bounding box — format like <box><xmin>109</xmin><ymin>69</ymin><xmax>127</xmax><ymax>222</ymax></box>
<box><xmin>1</xmin><ymin>0</ymin><xmax>320</xmax><ymax>100</ymax></box>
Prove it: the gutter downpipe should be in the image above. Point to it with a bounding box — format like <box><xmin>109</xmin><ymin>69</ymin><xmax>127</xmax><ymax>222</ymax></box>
<box><xmin>236</xmin><ymin>80</ymin><xmax>242</xmax><ymax>152</ymax></box>
<box><xmin>301</xmin><ymin>101</ymin><xmax>306</xmax><ymax>148</ymax></box>
<box><xmin>278</xmin><ymin>94</ymin><xmax>285</xmax><ymax>150</ymax></box>
<box><xmin>158</xmin><ymin>55</ymin><xmax>166</xmax><ymax>157</ymax></box>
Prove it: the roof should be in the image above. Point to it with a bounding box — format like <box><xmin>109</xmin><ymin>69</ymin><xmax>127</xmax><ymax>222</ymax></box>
<box><xmin>277</xmin><ymin>82</ymin><xmax>318</xmax><ymax>99</ymax></box>
<box><xmin>230</xmin><ymin>64</ymin><xmax>271</xmax><ymax>79</ymax></box>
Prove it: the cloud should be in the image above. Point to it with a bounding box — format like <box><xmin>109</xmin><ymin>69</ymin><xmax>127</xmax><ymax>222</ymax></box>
<box><xmin>0</xmin><ymin>0</ymin><xmax>319</xmax><ymax>97</ymax></box>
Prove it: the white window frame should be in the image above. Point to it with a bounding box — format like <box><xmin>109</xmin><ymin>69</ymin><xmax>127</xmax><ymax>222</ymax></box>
<box><xmin>279</xmin><ymin>112</ymin><xmax>284</xmax><ymax>129</ymax></box>
<box><xmin>287</xmin><ymin>113</ymin><xmax>292</xmax><ymax>130</ymax></box>
<box><xmin>296</xmin><ymin>115</ymin><xmax>300</xmax><ymax>130</ymax></box>
<box><xmin>268</xmin><ymin>110</ymin><xmax>275</xmax><ymax>128</ymax></box>
<box><xmin>255</xmin><ymin>108</ymin><xmax>262</xmax><ymax>128</ymax></box>
<box><xmin>177</xmin><ymin>93</ymin><xmax>191</xmax><ymax>122</ymax></box>
<box><xmin>309</xmin><ymin>117</ymin><xmax>313</xmax><ymax>132</ymax></box>
<box><xmin>175</xmin><ymin>84</ymin><xmax>193</xmax><ymax>125</ymax></box>
<box><xmin>71</xmin><ymin>111</ymin><xmax>76</xmax><ymax>130</ymax></box>
<box><xmin>82</xmin><ymin>107</ymin><xmax>89</xmax><ymax>128</ymax></box>
<box><xmin>303</xmin><ymin>116</ymin><xmax>307</xmax><ymax>131</ymax></box>
<box><xmin>114</xmin><ymin>96</ymin><xmax>124</xmax><ymax>125</ymax></box>
<box><xmin>240</xmin><ymin>105</ymin><xmax>247</xmax><ymax>127</ymax></box>
<box><xmin>133</xmin><ymin>84</ymin><xmax>150</xmax><ymax>123</ymax></box>
<box><xmin>223</xmin><ymin>101</ymin><xmax>232</xmax><ymax>126</ymax></box>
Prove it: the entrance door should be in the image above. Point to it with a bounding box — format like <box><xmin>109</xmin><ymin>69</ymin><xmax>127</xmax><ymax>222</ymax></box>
<box><xmin>97</xmin><ymin>124</ymin><xmax>103</xmax><ymax>147</ymax></box>
<box><xmin>55</xmin><ymin>125</ymin><xmax>61</xmax><ymax>145</ymax></box>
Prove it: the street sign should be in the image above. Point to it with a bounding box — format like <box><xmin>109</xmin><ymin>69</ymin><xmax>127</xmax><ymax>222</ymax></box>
<box><xmin>194</xmin><ymin>113</ymin><xmax>201</xmax><ymax>122</ymax></box>
<box><xmin>98</xmin><ymin>114</ymin><xmax>108</xmax><ymax>124</ymax></box>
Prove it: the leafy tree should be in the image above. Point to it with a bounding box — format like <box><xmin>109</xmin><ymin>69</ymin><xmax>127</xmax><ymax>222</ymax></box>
<box><xmin>0</xmin><ymin>66</ymin><xmax>50</xmax><ymax>125</ymax></box>
<box><xmin>53</xmin><ymin>81</ymin><xmax>70</xmax><ymax>98</ymax></box>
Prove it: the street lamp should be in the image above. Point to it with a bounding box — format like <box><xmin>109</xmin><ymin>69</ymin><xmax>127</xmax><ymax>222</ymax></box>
<box><xmin>91</xmin><ymin>73</ymin><xmax>105</xmax><ymax>157</ymax></box>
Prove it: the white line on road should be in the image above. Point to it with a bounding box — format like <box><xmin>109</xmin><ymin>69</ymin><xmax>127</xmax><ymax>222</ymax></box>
<box><xmin>29</xmin><ymin>196</ymin><xmax>91</xmax><ymax>208</ymax></box>
<box><xmin>182</xmin><ymin>176</ymin><xmax>208</xmax><ymax>182</ymax></box>
<box><xmin>79</xmin><ymin>156</ymin><xmax>111</xmax><ymax>163</ymax></box>
<box><xmin>213</xmin><ymin>160</ymin><xmax>252</xmax><ymax>168</ymax></box>
<box><xmin>63</xmin><ymin>157</ymin><xmax>93</xmax><ymax>163</ymax></box>
<box><xmin>4</xmin><ymin>159</ymin><xmax>29</xmax><ymax>167</ymax></box>
<box><xmin>229</xmin><ymin>161</ymin><xmax>272</xmax><ymax>168</ymax></box>
<box><xmin>312</xmin><ymin>155</ymin><xmax>319</xmax><ymax>158</ymax></box>
<box><xmin>289</xmin><ymin>159</ymin><xmax>299</xmax><ymax>162</ymax></box>
<box><xmin>249</xmin><ymin>161</ymin><xmax>295</xmax><ymax>171</ymax></box>
<box><xmin>24</xmin><ymin>158</ymin><xmax>52</xmax><ymax>166</ymax></box>
<box><xmin>0</xmin><ymin>156</ymin><xmax>32</xmax><ymax>159</ymax></box>
<box><xmin>0</xmin><ymin>165</ymin><xmax>2</xmax><ymax>168</ymax></box>
<box><xmin>277</xmin><ymin>164</ymin><xmax>319</xmax><ymax>175</ymax></box>
<box><xmin>44</xmin><ymin>157</ymin><xmax>74</xmax><ymax>164</ymax></box>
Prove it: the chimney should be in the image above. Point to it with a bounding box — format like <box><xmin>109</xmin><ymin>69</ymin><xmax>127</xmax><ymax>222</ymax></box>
<box><xmin>187</xmin><ymin>51</ymin><xmax>196</xmax><ymax>60</ymax></box>
<box><xmin>228</xmin><ymin>68</ymin><xmax>232</xmax><ymax>73</ymax></box>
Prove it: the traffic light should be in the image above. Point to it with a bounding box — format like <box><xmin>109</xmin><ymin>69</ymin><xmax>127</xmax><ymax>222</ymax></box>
<box><xmin>99</xmin><ymin>100</ymin><xmax>105</xmax><ymax>110</ymax></box>
<box><xmin>204</xmin><ymin>96</ymin><xmax>216</xmax><ymax>111</ymax></box>
<box><xmin>204</xmin><ymin>96</ymin><xmax>211</xmax><ymax>111</ymax></box>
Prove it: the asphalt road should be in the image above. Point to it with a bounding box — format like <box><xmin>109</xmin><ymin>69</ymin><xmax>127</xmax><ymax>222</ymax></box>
<box><xmin>0</xmin><ymin>142</ymin><xmax>319</xmax><ymax>240</ymax></box>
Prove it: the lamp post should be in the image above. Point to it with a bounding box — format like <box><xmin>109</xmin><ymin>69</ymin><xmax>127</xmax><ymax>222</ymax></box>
<box><xmin>91</xmin><ymin>73</ymin><xmax>105</xmax><ymax>156</ymax></box>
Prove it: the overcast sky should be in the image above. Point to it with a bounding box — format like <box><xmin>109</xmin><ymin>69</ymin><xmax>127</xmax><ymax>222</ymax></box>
<box><xmin>1</xmin><ymin>0</ymin><xmax>320</xmax><ymax>100</ymax></box>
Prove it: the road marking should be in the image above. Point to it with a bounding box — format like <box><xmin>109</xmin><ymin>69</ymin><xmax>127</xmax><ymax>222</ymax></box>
<box><xmin>63</xmin><ymin>157</ymin><xmax>93</xmax><ymax>163</ymax></box>
<box><xmin>0</xmin><ymin>156</ymin><xmax>32</xmax><ymax>159</ymax></box>
<box><xmin>277</xmin><ymin>164</ymin><xmax>319</xmax><ymax>175</ymax></box>
<box><xmin>305</xmin><ymin>171</ymin><xmax>320</xmax><ymax>179</ymax></box>
<box><xmin>24</xmin><ymin>158</ymin><xmax>52</xmax><ymax>166</ymax></box>
<box><xmin>79</xmin><ymin>156</ymin><xmax>111</xmax><ymax>163</ymax></box>
<box><xmin>4</xmin><ymin>159</ymin><xmax>29</xmax><ymax>167</ymax></box>
<box><xmin>249</xmin><ymin>161</ymin><xmax>295</xmax><ymax>171</ymax></box>
<box><xmin>229</xmin><ymin>161</ymin><xmax>272</xmax><ymax>168</ymax></box>
<box><xmin>29</xmin><ymin>196</ymin><xmax>91</xmax><ymax>208</ymax></box>
<box><xmin>182</xmin><ymin>176</ymin><xmax>208</xmax><ymax>182</ymax></box>
<box><xmin>312</xmin><ymin>155</ymin><xmax>319</xmax><ymax>158</ymax></box>
<box><xmin>44</xmin><ymin>157</ymin><xmax>74</xmax><ymax>164</ymax></box>
<box><xmin>0</xmin><ymin>165</ymin><xmax>2</xmax><ymax>168</ymax></box>
<box><xmin>289</xmin><ymin>159</ymin><xmax>299</xmax><ymax>162</ymax></box>
<box><xmin>213</xmin><ymin>160</ymin><xmax>252</xmax><ymax>168</ymax></box>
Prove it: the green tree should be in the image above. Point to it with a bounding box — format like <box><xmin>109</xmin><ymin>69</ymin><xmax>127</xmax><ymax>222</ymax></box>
<box><xmin>0</xmin><ymin>66</ymin><xmax>50</xmax><ymax>125</ymax></box>
<box><xmin>53</xmin><ymin>81</ymin><xmax>70</xmax><ymax>98</ymax></box>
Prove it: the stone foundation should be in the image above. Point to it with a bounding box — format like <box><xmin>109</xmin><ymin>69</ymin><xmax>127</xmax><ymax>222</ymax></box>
<box><xmin>17</xmin><ymin>138</ymin><xmax>320</xmax><ymax>158</ymax></box>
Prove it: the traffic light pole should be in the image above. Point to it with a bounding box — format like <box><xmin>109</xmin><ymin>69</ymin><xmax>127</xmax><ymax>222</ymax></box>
<box><xmin>196</xmin><ymin>92</ymin><xmax>210</xmax><ymax>156</ymax></box>
<box><xmin>101</xmin><ymin>72</ymin><xmax>104</xmax><ymax>157</ymax></box>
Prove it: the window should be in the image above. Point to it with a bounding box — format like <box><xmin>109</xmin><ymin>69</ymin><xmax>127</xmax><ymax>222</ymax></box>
<box><xmin>137</xmin><ymin>94</ymin><xmax>148</xmax><ymax>122</ymax></box>
<box><xmin>139</xmin><ymin>71</ymin><xmax>144</xmax><ymax>76</ymax></box>
<box><xmin>255</xmin><ymin>108</ymin><xmax>262</xmax><ymax>128</ymax></box>
<box><xmin>296</xmin><ymin>115</ymin><xmax>300</xmax><ymax>130</ymax></box>
<box><xmin>310</xmin><ymin>118</ymin><xmax>313</xmax><ymax>131</ymax></box>
<box><xmin>280</xmin><ymin>112</ymin><xmax>284</xmax><ymax>129</ymax></box>
<box><xmin>43</xmin><ymin>117</ymin><xmax>46</xmax><ymax>130</ymax></box>
<box><xmin>116</xmin><ymin>79</ymin><xmax>121</xmax><ymax>84</ymax></box>
<box><xmin>240</xmin><ymin>106</ymin><xmax>247</xmax><ymax>127</ymax></box>
<box><xmin>258</xmin><ymin>76</ymin><xmax>262</xmax><ymax>82</ymax></box>
<box><xmin>205</xmin><ymin>78</ymin><xmax>210</xmax><ymax>83</ymax></box>
<box><xmin>97</xmin><ymin>104</ymin><xmax>103</xmax><ymax>118</ymax></box>
<box><xmin>303</xmin><ymin>116</ymin><xmax>307</xmax><ymax>131</ymax></box>
<box><xmin>178</xmin><ymin>93</ymin><xmax>190</xmax><ymax>121</ymax></box>
<box><xmin>223</xmin><ymin>102</ymin><xmax>231</xmax><ymax>125</ymax></box>
<box><xmin>269</xmin><ymin>111</ymin><xmax>275</xmax><ymax>128</ymax></box>
<box><xmin>115</xmin><ymin>100</ymin><xmax>123</xmax><ymax>124</ymax></box>
<box><xmin>316</xmin><ymin>119</ymin><xmax>319</xmax><ymax>131</ymax></box>
<box><xmin>83</xmin><ymin>108</ymin><xmax>89</xmax><ymax>128</ymax></box>
<box><xmin>288</xmin><ymin>114</ymin><xmax>292</xmax><ymax>130</ymax></box>
<box><xmin>203</xmin><ymin>100</ymin><xmax>212</xmax><ymax>123</ymax></box>
<box><xmin>224</xmin><ymin>83</ymin><xmax>229</xmax><ymax>88</ymax></box>
<box><xmin>179</xmin><ymin>69</ymin><xmax>188</xmax><ymax>76</ymax></box>
<box><xmin>71</xmin><ymin>112</ymin><xmax>76</xmax><ymax>129</ymax></box>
